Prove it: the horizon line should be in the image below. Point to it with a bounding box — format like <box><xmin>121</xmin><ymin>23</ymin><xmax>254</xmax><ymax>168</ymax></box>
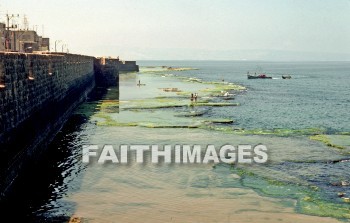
<box><xmin>135</xmin><ymin>59</ymin><xmax>350</xmax><ymax>62</ymax></box>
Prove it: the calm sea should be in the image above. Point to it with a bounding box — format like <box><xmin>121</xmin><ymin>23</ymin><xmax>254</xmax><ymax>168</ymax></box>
<box><xmin>2</xmin><ymin>61</ymin><xmax>350</xmax><ymax>222</ymax></box>
<box><xmin>138</xmin><ymin>60</ymin><xmax>350</xmax><ymax>132</ymax></box>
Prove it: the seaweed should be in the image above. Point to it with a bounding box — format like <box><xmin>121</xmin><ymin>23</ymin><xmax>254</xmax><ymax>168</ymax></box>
<box><xmin>310</xmin><ymin>135</ymin><xmax>345</xmax><ymax>150</ymax></box>
<box><xmin>232</xmin><ymin>167</ymin><xmax>350</xmax><ymax>219</ymax></box>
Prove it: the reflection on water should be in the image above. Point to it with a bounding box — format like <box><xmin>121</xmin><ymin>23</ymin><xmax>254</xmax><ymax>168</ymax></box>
<box><xmin>0</xmin><ymin>114</ymin><xmax>90</xmax><ymax>222</ymax></box>
<box><xmin>30</xmin><ymin>126</ymin><xmax>349</xmax><ymax>222</ymax></box>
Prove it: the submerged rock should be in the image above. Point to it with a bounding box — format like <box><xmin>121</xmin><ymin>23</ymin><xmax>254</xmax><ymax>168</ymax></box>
<box><xmin>342</xmin><ymin>197</ymin><xmax>350</xmax><ymax>203</ymax></box>
<box><xmin>331</xmin><ymin>181</ymin><xmax>350</xmax><ymax>186</ymax></box>
<box><xmin>342</xmin><ymin>181</ymin><xmax>350</xmax><ymax>186</ymax></box>
<box><xmin>337</xmin><ymin>192</ymin><xmax>346</xmax><ymax>197</ymax></box>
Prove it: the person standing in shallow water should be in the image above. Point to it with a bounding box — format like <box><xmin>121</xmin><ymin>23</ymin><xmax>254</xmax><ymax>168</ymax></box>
<box><xmin>194</xmin><ymin>93</ymin><xmax>198</xmax><ymax>101</ymax></box>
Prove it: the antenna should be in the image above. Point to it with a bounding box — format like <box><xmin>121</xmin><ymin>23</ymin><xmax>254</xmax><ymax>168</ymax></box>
<box><xmin>23</xmin><ymin>15</ymin><xmax>29</xmax><ymax>30</ymax></box>
<box><xmin>42</xmin><ymin>24</ymin><xmax>44</xmax><ymax>37</ymax></box>
<box><xmin>5</xmin><ymin>13</ymin><xmax>20</xmax><ymax>51</ymax></box>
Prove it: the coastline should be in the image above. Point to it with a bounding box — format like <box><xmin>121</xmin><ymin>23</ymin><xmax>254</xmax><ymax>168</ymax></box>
<box><xmin>2</xmin><ymin>63</ymin><xmax>348</xmax><ymax>222</ymax></box>
<box><xmin>2</xmin><ymin>1</ymin><xmax>350</xmax><ymax>222</ymax></box>
<box><xmin>45</xmin><ymin>65</ymin><xmax>350</xmax><ymax>222</ymax></box>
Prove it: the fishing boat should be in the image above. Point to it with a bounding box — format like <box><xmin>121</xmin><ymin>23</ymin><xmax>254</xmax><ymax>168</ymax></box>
<box><xmin>282</xmin><ymin>75</ymin><xmax>291</xmax><ymax>79</ymax></box>
<box><xmin>247</xmin><ymin>72</ymin><xmax>272</xmax><ymax>79</ymax></box>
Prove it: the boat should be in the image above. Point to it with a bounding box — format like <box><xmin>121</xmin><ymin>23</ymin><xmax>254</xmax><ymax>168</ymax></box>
<box><xmin>247</xmin><ymin>72</ymin><xmax>272</xmax><ymax>79</ymax></box>
<box><xmin>282</xmin><ymin>75</ymin><xmax>291</xmax><ymax>79</ymax></box>
<box><xmin>221</xmin><ymin>91</ymin><xmax>235</xmax><ymax>100</ymax></box>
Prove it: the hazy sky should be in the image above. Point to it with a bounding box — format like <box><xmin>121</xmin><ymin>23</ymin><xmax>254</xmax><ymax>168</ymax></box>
<box><xmin>2</xmin><ymin>0</ymin><xmax>350</xmax><ymax>60</ymax></box>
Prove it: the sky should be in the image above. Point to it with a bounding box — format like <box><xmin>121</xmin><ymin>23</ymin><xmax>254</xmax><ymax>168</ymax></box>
<box><xmin>1</xmin><ymin>0</ymin><xmax>350</xmax><ymax>60</ymax></box>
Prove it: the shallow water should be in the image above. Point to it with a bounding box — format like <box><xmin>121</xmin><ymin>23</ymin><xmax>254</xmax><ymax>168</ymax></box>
<box><xmin>139</xmin><ymin>61</ymin><xmax>350</xmax><ymax>132</ymax></box>
<box><xmin>4</xmin><ymin>61</ymin><xmax>350</xmax><ymax>222</ymax></box>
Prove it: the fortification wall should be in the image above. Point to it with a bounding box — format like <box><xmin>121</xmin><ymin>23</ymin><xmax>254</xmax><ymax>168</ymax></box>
<box><xmin>118</xmin><ymin>60</ymin><xmax>139</xmax><ymax>72</ymax></box>
<box><xmin>0</xmin><ymin>52</ymin><xmax>95</xmax><ymax>198</ymax></box>
<box><xmin>94</xmin><ymin>57</ymin><xmax>119</xmax><ymax>87</ymax></box>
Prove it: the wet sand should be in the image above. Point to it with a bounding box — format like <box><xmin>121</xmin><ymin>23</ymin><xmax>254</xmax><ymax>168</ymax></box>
<box><xmin>67</xmin><ymin>167</ymin><xmax>341</xmax><ymax>223</ymax></box>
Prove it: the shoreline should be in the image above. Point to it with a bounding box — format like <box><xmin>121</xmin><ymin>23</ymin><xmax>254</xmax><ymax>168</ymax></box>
<box><xmin>62</xmin><ymin>66</ymin><xmax>350</xmax><ymax>221</ymax></box>
<box><xmin>5</xmin><ymin>64</ymin><xmax>348</xmax><ymax>222</ymax></box>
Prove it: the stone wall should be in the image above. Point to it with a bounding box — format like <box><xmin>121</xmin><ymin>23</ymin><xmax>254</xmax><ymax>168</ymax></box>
<box><xmin>118</xmin><ymin>60</ymin><xmax>139</xmax><ymax>72</ymax></box>
<box><xmin>0</xmin><ymin>52</ymin><xmax>95</xmax><ymax>199</ymax></box>
<box><xmin>94</xmin><ymin>57</ymin><xmax>119</xmax><ymax>87</ymax></box>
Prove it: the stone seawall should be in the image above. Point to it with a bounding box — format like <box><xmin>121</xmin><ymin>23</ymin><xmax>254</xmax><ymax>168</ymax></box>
<box><xmin>118</xmin><ymin>60</ymin><xmax>139</xmax><ymax>72</ymax></box>
<box><xmin>0</xmin><ymin>52</ymin><xmax>97</xmax><ymax>199</ymax></box>
<box><xmin>94</xmin><ymin>57</ymin><xmax>120</xmax><ymax>87</ymax></box>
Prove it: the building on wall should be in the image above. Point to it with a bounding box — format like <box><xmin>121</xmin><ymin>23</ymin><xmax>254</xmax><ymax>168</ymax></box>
<box><xmin>97</xmin><ymin>56</ymin><xmax>120</xmax><ymax>66</ymax></box>
<box><xmin>96</xmin><ymin>56</ymin><xmax>139</xmax><ymax>72</ymax></box>
<box><xmin>41</xmin><ymin>37</ymin><xmax>50</xmax><ymax>51</ymax></box>
<box><xmin>118</xmin><ymin>60</ymin><xmax>139</xmax><ymax>72</ymax></box>
<box><xmin>10</xmin><ymin>30</ymin><xmax>38</xmax><ymax>52</ymax></box>
<box><xmin>0</xmin><ymin>27</ymin><xmax>50</xmax><ymax>52</ymax></box>
<box><xmin>0</xmin><ymin>23</ymin><xmax>6</xmax><ymax>51</ymax></box>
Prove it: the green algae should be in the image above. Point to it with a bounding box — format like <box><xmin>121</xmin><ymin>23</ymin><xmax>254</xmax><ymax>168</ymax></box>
<box><xmin>176</xmin><ymin>91</ymin><xmax>193</xmax><ymax>96</ymax></box>
<box><xmin>185</xmin><ymin>77</ymin><xmax>202</xmax><ymax>83</ymax></box>
<box><xmin>309</xmin><ymin>135</ymin><xmax>350</xmax><ymax>155</ymax></box>
<box><xmin>230</xmin><ymin>128</ymin><xmax>327</xmax><ymax>137</ymax></box>
<box><xmin>200</xmin><ymin>84</ymin><xmax>245</xmax><ymax>94</ymax></box>
<box><xmin>167</xmin><ymin>67</ymin><xmax>199</xmax><ymax>71</ymax></box>
<box><xmin>94</xmin><ymin>109</ymin><xmax>234</xmax><ymax>129</ymax></box>
<box><xmin>93</xmin><ymin>113</ymin><xmax>137</xmax><ymax>127</ymax></box>
<box><xmin>184</xmin><ymin>77</ymin><xmax>246</xmax><ymax>90</ymax></box>
<box><xmin>94</xmin><ymin>115</ymin><xmax>198</xmax><ymax>128</ymax></box>
<box><xmin>193</xmin><ymin>102</ymin><xmax>239</xmax><ymax>107</ymax></box>
<box><xmin>174</xmin><ymin>110</ymin><xmax>207</xmax><ymax>117</ymax></box>
<box><xmin>186</xmin><ymin>79</ymin><xmax>246</xmax><ymax>97</ymax></box>
<box><xmin>92</xmin><ymin>109</ymin><xmax>203</xmax><ymax>128</ymax></box>
<box><xmin>299</xmin><ymin>198</ymin><xmax>350</xmax><ymax>219</ymax></box>
<box><xmin>310</xmin><ymin>135</ymin><xmax>346</xmax><ymax>150</ymax></box>
<box><xmin>228</xmin><ymin>166</ymin><xmax>350</xmax><ymax>220</ymax></box>
<box><xmin>138</xmin><ymin>123</ymin><xmax>200</xmax><ymax>128</ymax></box>
<box><xmin>340</xmin><ymin>132</ymin><xmax>350</xmax><ymax>136</ymax></box>
<box><xmin>123</xmin><ymin>104</ymin><xmax>185</xmax><ymax>110</ymax></box>
<box><xmin>117</xmin><ymin>98</ymin><xmax>188</xmax><ymax>110</ymax></box>
<box><xmin>177</xmin><ymin>75</ymin><xmax>246</xmax><ymax>98</ymax></box>
<box><xmin>201</xmin><ymin>126</ymin><xmax>328</xmax><ymax>137</ymax></box>
<box><xmin>203</xmin><ymin>119</ymin><xmax>234</xmax><ymax>124</ymax></box>
<box><xmin>242</xmin><ymin>175</ymin><xmax>302</xmax><ymax>199</ymax></box>
<box><xmin>163</xmin><ymin>76</ymin><xmax>246</xmax><ymax>101</ymax></box>
<box><xmin>97</xmin><ymin>122</ymin><xmax>138</xmax><ymax>127</ymax></box>
<box><xmin>74</xmin><ymin>102</ymin><xmax>100</xmax><ymax>117</ymax></box>
<box><xmin>93</xmin><ymin>98</ymin><xmax>329</xmax><ymax>138</ymax></box>
<box><xmin>120</xmin><ymin>99</ymin><xmax>239</xmax><ymax>110</ymax></box>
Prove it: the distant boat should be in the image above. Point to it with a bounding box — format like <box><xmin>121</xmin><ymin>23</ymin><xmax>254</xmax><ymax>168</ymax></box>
<box><xmin>247</xmin><ymin>72</ymin><xmax>272</xmax><ymax>79</ymax></box>
<box><xmin>282</xmin><ymin>75</ymin><xmax>292</xmax><ymax>79</ymax></box>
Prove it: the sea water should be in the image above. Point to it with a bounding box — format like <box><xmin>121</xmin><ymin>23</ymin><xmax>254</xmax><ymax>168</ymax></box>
<box><xmin>138</xmin><ymin>61</ymin><xmax>350</xmax><ymax>132</ymax></box>
<box><xmin>4</xmin><ymin>61</ymin><xmax>350</xmax><ymax>222</ymax></box>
